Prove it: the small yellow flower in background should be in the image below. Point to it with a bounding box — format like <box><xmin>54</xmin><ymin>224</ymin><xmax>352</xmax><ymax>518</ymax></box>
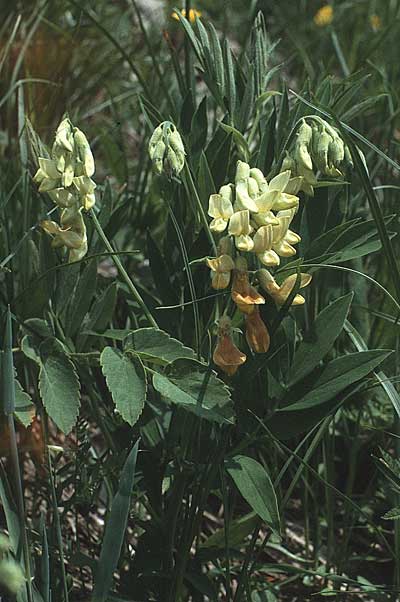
<box><xmin>314</xmin><ymin>5</ymin><xmax>334</xmax><ymax>27</ymax></box>
<box><xmin>370</xmin><ymin>14</ymin><xmax>382</xmax><ymax>32</ymax></box>
<box><xmin>172</xmin><ymin>8</ymin><xmax>202</xmax><ymax>23</ymax></box>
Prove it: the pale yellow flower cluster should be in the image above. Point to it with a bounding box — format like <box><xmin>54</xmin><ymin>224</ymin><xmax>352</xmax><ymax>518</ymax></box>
<box><xmin>207</xmin><ymin>160</ymin><xmax>302</xmax><ymax>275</ymax></box>
<box><xmin>207</xmin><ymin>161</ymin><xmax>312</xmax><ymax>374</ymax></box>
<box><xmin>33</xmin><ymin>118</ymin><xmax>96</xmax><ymax>262</ymax></box>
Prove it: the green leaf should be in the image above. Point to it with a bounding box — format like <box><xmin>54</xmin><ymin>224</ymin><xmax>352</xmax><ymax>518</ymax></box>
<box><xmin>219</xmin><ymin>123</ymin><xmax>250</xmax><ymax>161</ymax></box>
<box><xmin>287</xmin><ymin>293</ymin><xmax>353</xmax><ymax>386</ymax></box>
<box><xmin>269</xmin><ymin>350</ymin><xmax>392</xmax><ymax>439</ymax></box>
<box><xmin>225</xmin><ymin>455</ymin><xmax>280</xmax><ymax>536</ymax></box>
<box><xmin>153</xmin><ymin>359</ymin><xmax>234</xmax><ymax>424</ymax></box>
<box><xmin>125</xmin><ymin>327</ymin><xmax>197</xmax><ymax>365</ymax></box>
<box><xmin>382</xmin><ymin>507</ymin><xmax>400</xmax><ymax>520</ymax></box>
<box><xmin>100</xmin><ymin>347</ymin><xmax>146</xmax><ymax>426</ymax></box>
<box><xmin>39</xmin><ymin>338</ymin><xmax>80</xmax><ymax>434</ymax></box>
<box><xmin>92</xmin><ymin>440</ymin><xmax>139</xmax><ymax>602</ymax></box>
<box><xmin>201</xmin><ymin>511</ymin><xmax>259</xmax><ymax>550</ymax></box>
<box><xmin>14</xmin><ymin>380</ymin><xmax>35</xmax><ymax>427</ymax></box>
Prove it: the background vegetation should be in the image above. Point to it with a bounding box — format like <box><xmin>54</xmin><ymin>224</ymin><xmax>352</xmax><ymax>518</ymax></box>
<box><xmin>1</xmin><ymin>0</ymin><xmax>400</xmax><ymax>600</ymax></box>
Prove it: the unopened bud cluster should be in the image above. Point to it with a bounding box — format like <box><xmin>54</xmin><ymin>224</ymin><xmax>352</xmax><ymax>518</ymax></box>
<box><xmin>149</xmin><ymin>121</ymin><xmax>185</xmax><ymax>177</ymax></box>
<box><xmin>282</xmin><ymin>117</ymin><xmax>353</xmax><ymax>196</ymax></box>
<box><xmin>33</xmin><ymin>117</ymin><xmax>96</xmax><ymax>261</ymax></box>
<box><xmin>207</xmin><ymin>160</ymin><xmax>312</xmax><ymax>376</ymax></box>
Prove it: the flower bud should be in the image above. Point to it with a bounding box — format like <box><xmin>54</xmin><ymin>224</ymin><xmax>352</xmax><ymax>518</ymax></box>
<box><xmin>315</xmin><ymin>128</ymin><xmax>332</xmax><ymax>171</ymax></box>
<box><xmin>328</xmin><ymin>135</ymin><xmax>345</xmax><ymax>167</ymax></box>
<box><xmin>54</xmin><ymin>118</ymin><xmax>74</xmax><ymax>153</ymax></box>
<box><xmin>149</xmin><ymin>122</ymin><xmax>185</xmax><ymax>177</ymax></box>
<box><xmin>74</xmin><ymin>128</ymin><xmax>95</xmax><ymax>177</ymax></box>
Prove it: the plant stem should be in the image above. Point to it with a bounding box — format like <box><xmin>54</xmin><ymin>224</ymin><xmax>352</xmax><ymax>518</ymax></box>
<box><xmin>182</xmin><ymin>164</ymin><xmax>217</xmax><ymax>255</ymax></box>
<box><xmin>90</xmin><ymin>209</ymin><xmax>158</xmax><ymax>328</ymax></box>
<box><xmin>7</xmin><ymin>414</ymin><xmax>34</xmax><ymax>602</ymax></box>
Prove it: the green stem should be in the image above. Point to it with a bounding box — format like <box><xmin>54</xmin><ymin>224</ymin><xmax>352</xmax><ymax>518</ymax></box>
<box><xmin>90</xmin><ymin>209</ymin><xmax>158</xmax><ymax>328</ymax></box>
<box><xmin>182</xmin><ymin>164</ymin><xmax>217</xmax><ymax>255</ymax></box>
<box><xmin>7</xmin><ymin>414</ymin><xmax>33</xmax><ymax>602</ymax></box>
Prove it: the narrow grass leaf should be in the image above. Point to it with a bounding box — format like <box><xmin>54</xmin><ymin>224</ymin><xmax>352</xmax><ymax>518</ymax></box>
<box><xmin>287</xmin><ymin>293</ymin><xmax>353</xmax><ymax>386</ymax></box>
<box><xmin>92</xmin><ymin>440</ymin><xmax>140</xmax><ymax>602</ymax></box>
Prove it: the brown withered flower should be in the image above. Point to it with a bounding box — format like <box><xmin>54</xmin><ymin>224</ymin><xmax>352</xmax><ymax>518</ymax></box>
<box><xmin>231</xmin><ymin>257</ymin><xmax>265</xmax><ymax>315</ymax></box>
<box><xmin>213</xmin><ymin>316</ymin><xmax>246</xmax><ymax>376</ymax></box>
<box><xmin>245</xmin><ymin>306</ymin><xmax>270</xmax><ymax>353</ymax></box>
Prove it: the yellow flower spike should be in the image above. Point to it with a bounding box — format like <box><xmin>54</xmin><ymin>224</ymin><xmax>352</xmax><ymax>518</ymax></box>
<box><xmin>213</xmin><ymin>315</ymin><xmax>246</xmax><ymax>376</ymax></box>
<box><xmin>245</xmin><ymin>306</ymin><xmax>270</xmax><ymax>354</ymax></box>
<box><xmin>172</xmin><ymin>8</ymin><xmax>202</xmax><ymax>23</ymax></box>
<box><xmin>208</xmin><ymin>186</ymin><xmax>234</xmax><ymax>233</ymax></box>
<box><xmin>228</xmin><ymin>210</ymin><xmax>254</xmax><ymax>252</ymax></box>
<box><xmin>314</xmin><ymin>4</ymin><xmax>334</xmax><ymax>27</ymax></box>
<box><xmin>206</xmin><ymin>254</ymin><xmax>235</xmax><ymax>290</ymax></box>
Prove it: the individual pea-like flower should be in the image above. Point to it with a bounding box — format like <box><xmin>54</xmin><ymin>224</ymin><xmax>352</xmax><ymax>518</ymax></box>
<box><xmin>234</xmin><ymin>161</ymin><xmax>259</xmax><ymax>213</ymax></box>
<box><xmin>228</xmin><ymin>210</ymin><xmax>254</xmax><ymax>251</ymax></box>
<box><xmin>231</xmin><ymin>257</ymin><xmax>265</xmax><ymax>314</ymax></box>
<box><xmin>272</xmin><ymin>209</ymin><xmax>301</xmax><ymax>258</ymax></box>
<box><xmin>206</xmin><ymin>254</ymin><xmax>235</xmax><ymax>290</ymax></box>
<box><xmin>148</xmin><ymin>121</ymin><xmax>185</xmax><ymax>177</ymax></box>
<box><xmin>258</xmin><ymin>269</ymin><xmax>312</xmax><ymax>306</ymax></box>
<box><xmin>33</xmin><ymin>158</ymin><xmax>61</xmax><ymax>192</ymax></box>
<box><xmin>73</xmin><ymin>128</ymin><xmax>95</xmax><ymax>177</ymax></box>
<box><xmin>245</xmin><ymin>306</ymin><xmax>270</xmax><ymax>353</ymax></box>
<box><xmin>253</xmin><ymin>224</ymin><xmax>280</xmax><ymax>266</ymax></box>
<box><xmin>208</xmin><ymin>185</ymin><xmax>234</xmax><ymax>232</ymax></box>
<box><xmin>213</xmin><ymin>315</ymin><xmax>246</xmax><ymax>376</ymax></box>
<box><xmin>41</xmin><ymin>206</ymin><xmax>87</xmax><ymax>263</ymax></box>
<box><xmin>72</xmin><ymin>175</ymin><xmax>97</xmax><ymax>210</ymax></box>
<box><xmin>251</xmin><ymin>169</ymin><xmax>299</xmax><ymax>216</ymax></box>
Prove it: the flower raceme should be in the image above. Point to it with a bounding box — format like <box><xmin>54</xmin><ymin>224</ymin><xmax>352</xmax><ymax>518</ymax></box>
<box><xmin>206</xmin><ymin>160</ymin><xmax>312</xmax><ymax>375</ymax></box>
<box><xmin>33</xmin><ymin>117</ymin><xmax>95</xmax><ymax>262</ymax></box>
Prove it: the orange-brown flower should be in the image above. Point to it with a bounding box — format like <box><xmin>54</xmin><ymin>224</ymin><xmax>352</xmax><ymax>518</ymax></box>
<box><xmin>245</xmin><ymin>307</ymin><xmax>270</xmax><ymax>354</ymax></box>
<box><xmin>231</xmin><ymin>258</ymin><xmax>265</xmax><ymax>315</ymax></box>
<box><xmin>213</xmin><ymin>316</ymin><xmax>246</xmax><ymax>376</ymax></box>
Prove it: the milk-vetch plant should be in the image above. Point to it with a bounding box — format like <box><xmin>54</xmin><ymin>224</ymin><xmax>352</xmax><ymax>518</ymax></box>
<box><xmin>2</xmin><ymin>3</ymin><xmax>400</xmax><ymax>601</ymax></box>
